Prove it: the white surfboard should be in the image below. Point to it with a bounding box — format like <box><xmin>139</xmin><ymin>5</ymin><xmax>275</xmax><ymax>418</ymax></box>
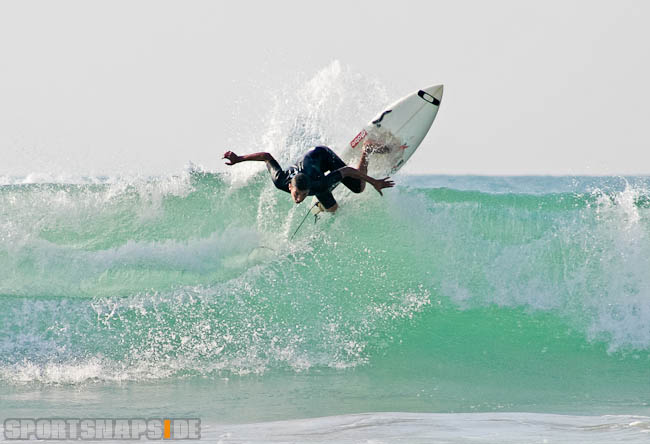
<box><xmin>311</xmin><ymin>84</ymin><xmax>443</xmax><ymax>213</ymax></box>
<box><xmin>347</xmin><ymin>84</ymin><xmax>444</xmax><ymax>176</ymax></box>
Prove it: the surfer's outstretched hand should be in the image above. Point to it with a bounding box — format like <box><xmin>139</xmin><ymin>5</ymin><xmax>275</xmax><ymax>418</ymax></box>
<box><xmin>371</xmin><ymin>177</ymin><xmax>395</xmax><ymax>196</ymax></box>
<box><xmin>223</xmin><ymin>151</ymin><xmax>242</xmax><ymax>166</ymax></box>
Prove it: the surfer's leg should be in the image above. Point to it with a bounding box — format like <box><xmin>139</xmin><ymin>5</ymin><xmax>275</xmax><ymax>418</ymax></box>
<box><xmin>320</xmin><ymin>146</ymin><xmax>364</xmax><ymax>194</ymax></box>
<box><xmin>353</xmin><ymin>149</ymin><xmax>369</xmax><ymax>192</ymax></box>
<box><xmin>315</xmin><ymin>191</ymin><xmax>337</xmax><ymax>212</ymax></box>
<box><xmin>348</xmin><ymin>139</ymin><xmax>390</xmax><ymax>193</ymax></box>
<box><xmin>340</xmin><ymin>148</ymin><xmax>369</xmax><ymax>193</ymax></box>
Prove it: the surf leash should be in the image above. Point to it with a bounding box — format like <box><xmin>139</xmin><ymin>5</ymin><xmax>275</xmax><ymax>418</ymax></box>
<box><xmin>290</xmin><ymin>202</ymin><xmax>319</xmax><ymax>241</ymax></box>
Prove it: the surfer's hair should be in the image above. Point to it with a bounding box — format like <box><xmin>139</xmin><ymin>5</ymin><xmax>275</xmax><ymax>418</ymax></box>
<box><xmin>291</xmin><ymin>173</ymin><xmax>311</xmax><ymax>191</ymax></box>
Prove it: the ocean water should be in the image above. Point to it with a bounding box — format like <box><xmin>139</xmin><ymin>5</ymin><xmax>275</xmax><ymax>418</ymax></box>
<box><xmin>2</xmin><ymin>63</ymin><xmax>649</xmax><ymax>442</ymax></box>
<box><xmin>1</xmin><ymin>171</ymin><xmax>650</xmax><ymax>442</ymax></box>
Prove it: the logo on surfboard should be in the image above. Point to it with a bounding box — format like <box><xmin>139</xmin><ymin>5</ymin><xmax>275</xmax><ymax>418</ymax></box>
<box><xmin>350</xmin><ymin>129</ymin><xmax>367</xmax><ymax>148</ymax></box>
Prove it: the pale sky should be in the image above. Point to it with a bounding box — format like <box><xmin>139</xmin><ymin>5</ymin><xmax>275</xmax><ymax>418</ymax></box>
<box><xmin>1</xmin><ymin>0</ymin><xmax>649</xmax><ymax>177</ymax></box>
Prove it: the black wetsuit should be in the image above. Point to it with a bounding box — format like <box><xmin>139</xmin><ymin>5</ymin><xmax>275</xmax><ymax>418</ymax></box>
<box><xmin>266</xmin><ymin>146</ymin><xmax>363</xmax><ymax>209</ymax></box>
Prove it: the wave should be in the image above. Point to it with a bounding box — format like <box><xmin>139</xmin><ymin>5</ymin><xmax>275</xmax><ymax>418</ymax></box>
<box><xmin>1</xmin><ymin>169</ymin><xmax>649</xmax><ymax>386</ymax></box>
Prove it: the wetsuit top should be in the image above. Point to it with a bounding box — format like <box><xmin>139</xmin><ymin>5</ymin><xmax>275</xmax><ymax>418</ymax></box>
<box><xmin>266</xmin><ymin>146</ymin><xmax>346</xmax><ymax>208</ymax></box>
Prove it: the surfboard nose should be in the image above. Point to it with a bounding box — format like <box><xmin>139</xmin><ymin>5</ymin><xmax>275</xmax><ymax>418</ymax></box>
<box><xmin>423</xmin><ymin>84</ymin><xmax>443</xmax><ymax>101</ymax></box>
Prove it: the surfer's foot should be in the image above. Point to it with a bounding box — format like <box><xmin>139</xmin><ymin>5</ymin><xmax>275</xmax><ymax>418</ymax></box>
<box><xmin>362</xmin><ymin>140</ymin><xmax>390</xmax><ymax>155</ymax></box>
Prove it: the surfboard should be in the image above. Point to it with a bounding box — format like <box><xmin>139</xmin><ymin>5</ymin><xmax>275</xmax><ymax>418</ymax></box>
<box><xmin>311</xmin><ymin>84</ymin><xmax>443</xmax><ymax>214</ymax></box>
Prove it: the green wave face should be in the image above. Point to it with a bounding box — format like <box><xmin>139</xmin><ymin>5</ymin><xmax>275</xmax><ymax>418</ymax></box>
<box><xmin>2</xmin><ymin>173</ymin><xmax>650</xmax><ymax>412</ymax></box>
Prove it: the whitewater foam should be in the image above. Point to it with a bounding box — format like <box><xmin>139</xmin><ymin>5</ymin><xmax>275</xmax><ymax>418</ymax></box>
<box><xmin>199</xmin><ymin>412</ymin><xmax>650</xmax><ymax>444</ymax></box>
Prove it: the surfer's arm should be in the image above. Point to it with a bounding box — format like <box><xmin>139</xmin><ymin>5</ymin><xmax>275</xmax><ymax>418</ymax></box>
<box><xmin>223</xmin><ymin>151</ymin><xmax>289</xmax><ymax>192</ymax></box>
<box><xmin>338</xmin><ymin>166</ymin><xmax>395</xmax><ymax>196</ymax></box>
<box><xmin>223</xmin><ymin>151</ymin><xmax>276</xmax><ymax>165</ymax></box>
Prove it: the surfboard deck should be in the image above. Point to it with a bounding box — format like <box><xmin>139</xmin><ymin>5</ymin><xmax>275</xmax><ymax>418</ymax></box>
<box><xmin>311</xmin><ymin>84</ymin><xmax>443</xmax><ymax>214</ymax></box>
<box><xmin>347</xmin><ymin>84</ymin><xmax>443</xmax><ymax>176</ymax></box>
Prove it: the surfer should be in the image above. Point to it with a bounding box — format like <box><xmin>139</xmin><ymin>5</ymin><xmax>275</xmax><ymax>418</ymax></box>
<box><xmin>222</xmin><ymin>144</ymin><xmax>394</xmax><ymax>212</ymax></box>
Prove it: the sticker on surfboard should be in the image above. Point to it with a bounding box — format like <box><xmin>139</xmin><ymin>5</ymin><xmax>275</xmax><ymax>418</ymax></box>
<box><xmin>350</xmin><ymin>129</ymin><xmax>367</xmax><ymax>149</ymax></box>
